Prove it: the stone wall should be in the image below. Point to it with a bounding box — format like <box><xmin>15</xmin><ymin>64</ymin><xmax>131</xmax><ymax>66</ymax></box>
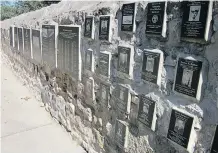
<box><xmin>1</xmin><ymin>1</ymin><xmax>218</xmax><ymax>153</ymax></box>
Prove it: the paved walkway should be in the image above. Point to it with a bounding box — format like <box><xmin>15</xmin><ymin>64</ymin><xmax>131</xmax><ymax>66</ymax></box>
<box><xmin>1</xmin><ymin>54</ymin><xmax>86</xmax><ymax>153</ymax></box>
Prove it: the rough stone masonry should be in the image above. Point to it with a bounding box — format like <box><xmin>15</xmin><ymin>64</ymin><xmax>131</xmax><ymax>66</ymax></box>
<box><xmin>1</xmin><ymin>1</ymin><xmax>218</xmax><ymax>153</ymax></box>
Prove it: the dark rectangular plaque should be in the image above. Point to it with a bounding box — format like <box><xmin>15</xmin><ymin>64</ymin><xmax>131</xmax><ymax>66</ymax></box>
<box><xmin>42</xmin><ymin>25</ymin><xmax>56</xmax><ymax>68</ymax></box>
<box><xmin>116</xmin><ymin>86</ymin><xmax>129</xmax><ymax>113</ymax></box>
<box><xmin>58</xmin><ymin>26</ymin><xmax>80</xmax><ymax>80</ymax></box>
<box><xmin>85</xmin><ymin>49</ymin><xmax>93</xmax><ymax>71</ymax></box>
<box><xmin>99</xmin><ymin>16</ymin><xmax>110</xmax><ymax>41</ymax></box>
<box><xmin>211</xmin><ymin>126</ymin><xmax>218</xmax><ymax>153</ymax></box>
<box><xmin>84</xmin><ymin>17</ymin><xmax>94</xmax><ymax>38</ymax></box>
<box><xmin>145</xmin><ymin>2</ymin><xmax>165</xmax><ymax>36</ymax></box>
<box><xmin>100</xmin><ymin>83</ymin><xmax>110</xmax><ymax>106</ymax></box>
<box><xmin>167</xmin><ymin>109</ymin><xmax>194</xmax><ymax>148</ymax></box>
<box><xmin>14</xmin><ymin>27</ymin><xmax>18</xmax><ymax>50</ymax></box>
<box><xmin>32</xmin><ymin>29</ymin><xmax>41</xmax><ymax>62</ymax></box>
<box><xmin>99</xmin><ymin>52</ymin><xmax>110</xmax><ymax>77</ymax></box>
<box><xmin>10</xmin><ymin>27</ymin><xmax>13</xmax><ymax>47</ymax></box>
<box><xmin>142</xmin><ymin>50</ymin><xmax>160</xmax><ymax>84</ymax></box>
<box><xmin>18</xmin><ymin>28</ymin><xmax>23</xmax><ymax>53</ymax></box>
<box><xmin>115</xmin><ymin>120</ymin><xmax>128</xmax><ymax>148</ymax></box>
<box><xmin>138</xmin><ymin>95</ymin><xmax>156</xmax><ymax>129</ymax></box>
<box><xmin>181</xmin><ymin>1</ymin><xmax>209</xmax><ymax>39</ymax></box>
<box><xmin>23</xmin><ymin>28</ymin><xmax>31</xmax><ymax>58</ymax></box>
<box><xmin>121</xmin><ymin>3</ymin><xmax>135</xmax><ymax>32</ymax></box>
<box><xmin>85</xmin><ymin>78</ymin><xmax>94</xmax><ymax>97</ymax></box>
<box><xmin>174</xmin><ymin>58</ymin><xmax>202</xmax><ymax>98</ymax></box>
<box><xmin>118</xmin><ymin>46</ymin><xmax>131</xmax><ymax>74</ymax></box>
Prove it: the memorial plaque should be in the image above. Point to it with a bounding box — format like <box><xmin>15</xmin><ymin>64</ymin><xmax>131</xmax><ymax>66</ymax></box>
<box><xmin>173</xmin><ymin>58</ymin><xmax>202</xmax><ymax>100</ymax></box>
<box><xmin>84</xmin><ymin>16</ymin><xmax>94</xmax><ymax>39</ymax></box>
<box><xmin>99</xmin><ymin>15</ymin><xmax>111</xmax><ymax>41</ymax></box>
<box><xmin>141</xmin><ymin>49</ymin><xmax>163</xmax><ymax>86</ymax></box>
<box><xmin>42</xmin><ymin>25</ymin><xmax>56</xmax><ymax>68</ymax></box>
<box><xmin>85</xmin><ymin>77</ymin><xmax>94</xmax><ymax>99</ymax></box>
<box><xmin>115</xmin><ymin>85</ymin><xmax>131</xmax><ymax>114</ymax></box>
<box><xmin>10</xmin><ymin>26</ymin><xmax>14</xmax><ymax>47</ymax></box>
<box><xmin>99</xmin><ymin>51</ymin><xmax>111</xmax><ymax>78</ymax></box>
<box><xmin>138</xmin><ymin>95</ymin><xmax>156</xmax><ymax>131</ymax></box>
<box><xmin>23</xmin><ymin>28</ymin><xmax>31</xmax><ymax>58</ymax></box>
<box><xmin>121</xmin><ymin>3</ymin><xmax>136</xmax><ymax>32</ymax></box>
<box><xmin>99</xmin><ymin>83</ymin><xmax>110</xmax><ymax>106</ymax></box>
<box><xmin>181</xmin><ymin>1</ymin><xmax>210</xmax><ymax>41</ymax></box>
<box><xmin>115</xmin><ymin>119</ymin><xmax>129</xmax><ymax>149</ymax></box>
<box><xmin>32</xmin><ymin>29</ymin><xmax>41</xmax><ymax>62</ymax></box>
<box><xmin>14</xmin><ymin>27</ymin><xmax>18</xmax><ymax>50</ymax></box>
<box><xmin>18</xmin><ymin>28</ymin><xmax>24</xmax><ymax>53</ymax></box>
<box><xmin>211</xmin><ymin>125</ymin><xmax>218</xmax><ymax>153</ymax></box>
<box><xmin>145</xmin><ymin>2</ymin><xmax>166</xmax><ymax>37</ymax></box>
<box><xmin>85</xmin><ymin>49</ymin><xmax>94</xmax><ymax>72</ymax></box>
<box><xmin>167</xmin><ymin>109</ymin><xmax>194</xmax><ymax>149</ymax></box>
<box><xmin>58</xmin><ymin>25</ymin><xmax>81</xmax><ymax>80</ymax></box>
<box><xmin>117</xmin><ymin>46</ymin><xmax>131</xmax><ymax>75</ymax></box>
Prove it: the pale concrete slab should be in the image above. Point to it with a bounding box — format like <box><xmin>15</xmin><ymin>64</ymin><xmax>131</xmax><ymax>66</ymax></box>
<box><xmin>1</xmin><ymin>54</ymin><xmax>86</xmax><ymax>153</ymax></box>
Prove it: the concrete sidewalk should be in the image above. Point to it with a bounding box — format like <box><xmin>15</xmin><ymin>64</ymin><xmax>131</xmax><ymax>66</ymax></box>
<box><xmin>1</xmin><ymin>56</ymin><xmax>86</xmax><ymax>153</ymax></box>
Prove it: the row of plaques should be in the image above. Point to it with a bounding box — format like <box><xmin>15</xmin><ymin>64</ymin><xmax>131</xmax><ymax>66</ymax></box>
<box><xmin>7</xmin><ymin>1</ymin><xmax>214</xmax><ymax>44</ymax></box>
<box><xmin>114</xmin><ymin>93</ymin><xmax>217</xmax><ymax>153</ymax></box>
<box><xmin>9</xmin><ymin>24</ymin><xmax>205</xmax><ymax>102</ymax></box>
<box><xmin>83</xmin><ymin>1</ymin><xmax>212</xmax><ymax>43</ymax></box>
<box><xmin>9</xmin><ymin>25</ymin><xmax>81</xmax><ymax>80</ymax></box>
<box><xmin>85</xmin><ymin>47</ymin><xmax>204</xmax><ymax>102</ymax></box>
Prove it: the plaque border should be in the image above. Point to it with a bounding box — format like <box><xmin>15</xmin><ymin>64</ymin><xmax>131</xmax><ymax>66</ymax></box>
<box><xmin>10</xmin><ymin>25</ymin><xmax>15</xmax><ymax>48</ymax></box>
<box><xmin>58</xmin><ymin>25</ymin><xmax>82</xmax><ymax>81</ymax></box>
<box><xmin>84</xmin><ymin>48</ymin><xmax>95</xmax><ymax>74</ymax></box>
<box><xmin>141</xmin><ymin>49</ymin><xmax>164</xmax><ymax>87</ymax></box>
<box><xmin>14</xmin><ymin>26</ymin><xmax>19</xmax><ymax>51</ymax></box>
<box><xmin>145</xmin><ymin>1</ymin><xmax>167</xmax><ymax>38</ymax></box>
<box><xmin>121</xmin><ymin>2</ymin><xmax>137</xmax><ymax>33</ymax></box>
<box><xmin>137</xmin><ymin>95</ymin><xmax>157</xmax><ymax>131</ymax></box>
<box><xmin>117</xmin><ymin>45</ymin><xmax>134</xmax><ymax>80</ymax></box>
<box><xmin>41</xmin><ymin>24</ymin><xmax>58</xmax><ymax>68</ymax></box>
<box><xmin>99</xmin><ymin>81</ymin><xmax>111</xmax><ymax>107</ymax></box>
<box><xmin>114</xmin><ymin>84</ymin><xmax>131</xmax><ymax>114</ymax></box>
<box><xmin>115</xmin><ymin>119</ymin><xmax>129</xmax><ymax>149</ymax></box>
<box><xmin>172</xmin><ymin>55</ymin><xmax>204</xmax><ymax>102</ymax></box>
<box><xmin>85</xmin><ymin>77</ymin><xmax>95</xmax><ymax>102</ymax></box>
<box><xmin>17</xmin><ymin>27</ymin><xmax>24</xmax><ymax>53</ymax></box>
<box><xmin>31</xmin><ymin>28</ymin><xmax>42</xmax><ymax>64</ymax></box>
<box><xmin>99</xmin><ymin>50</ymin><xmax>112</xmax><ymax>79</ymax></box>
<box><xmin>23</xmin><ymin>28</ymin><xmax>32</xmax><ymax>59</ymax></box>
<box><xmin>180</xmin><ymin>1</ymin><xmax>213</xmax><ymax>44</ymax></box>
<box><xmin>84</xmin><ymin>16</ymin><xmax>95</xmax><ymax>39</ymax></box>
<box><xmin>167</xmin><ymin>107</ymin><xmax>196</xmax><ymax>153</ymax></box>
<box><xmin>99</xmin><ymin>15</ymin><xmax>112</xmax><ymax>42</ymax></box>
